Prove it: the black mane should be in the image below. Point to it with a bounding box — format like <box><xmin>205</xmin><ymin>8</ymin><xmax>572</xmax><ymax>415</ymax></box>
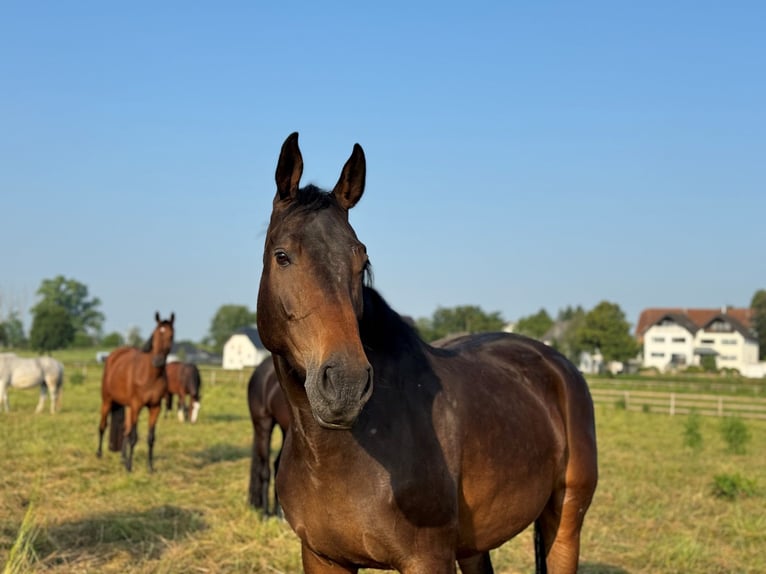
<box><xmin>293</xmin><ymin>184</ymin><xmax>336</xmax><ymax>212</ymax></box>
<box><xmin>360</xmin><ymin>287</ymin><xmax>425</xmax><ymax>355</ymax></box>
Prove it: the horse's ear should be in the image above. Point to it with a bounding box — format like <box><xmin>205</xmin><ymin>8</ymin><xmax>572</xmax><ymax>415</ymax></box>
<box><xmin>155</xmin><ymin>311</ymin><xmax>160</xmax><ymax>323</ymax></box>
<box><xmin>170</xmin><ymin>312</ymin><xmax>175</xmax><ymax>325</ymax></box>
<box><xmin>332</xmin><ymin>143</ymin><xmax>365</xmax><ymax>211</ymax></box>
<box><xmin>275</xmin><ymin>132</ymin><xmax>303</xmax><ymax>203</ymax></box>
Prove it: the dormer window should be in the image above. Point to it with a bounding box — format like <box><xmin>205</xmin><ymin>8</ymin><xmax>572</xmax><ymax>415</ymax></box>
<box><xmin>709</xmin><ymin>320</ymin><xmax>732</xmax><ymax>332</ymax></box>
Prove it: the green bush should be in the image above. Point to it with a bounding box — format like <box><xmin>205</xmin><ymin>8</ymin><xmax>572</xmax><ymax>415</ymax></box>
<box><xmin>711</xmin><ymin>473</ymin><xmax>757</xmax><ymax>500</ymax></box>
<box><xmin>69</xmin><ymin>371</ymin><xmax>85</xmax><ymax>386</ymax></box>
<box><xmin>719</xmin><ymin>416</ymin><xmax>751</xmax><ymax>455</ymax></box>
<box><xmin>700</xmin><ymin>355</ymin><xmax>717</xmax><ymax>373</ymax></box>
<box><xmin>683</xmin><ymin>411</ymin><xmax>703</xmax><ymax>451</ymax></box>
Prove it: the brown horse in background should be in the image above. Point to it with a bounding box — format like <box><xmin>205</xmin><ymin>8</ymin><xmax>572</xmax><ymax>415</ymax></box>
<box><xmin>255</xmin><ymin>133</ymin><xmax>598</xmax><ymax>573</ymax></box>
<box><xmin>247</xmin><ymin>355</ymin><xmax>290</xmax><ymax>515</ymax></box>
<box><xmin>164</xmin><ymin>361</ymin><xmax>202</xmax><ymax>423</ymax></box>
<box><xmin>98</xmin><ymin>312</ymin><xmax>175</xmax><ymax>472</ymax></box>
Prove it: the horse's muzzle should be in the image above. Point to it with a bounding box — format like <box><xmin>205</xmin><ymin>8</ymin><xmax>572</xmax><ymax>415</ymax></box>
<box><xmin>305</xmin><ymin>360</ymin><xmax>373</xmax><ymax>430</ymax></box>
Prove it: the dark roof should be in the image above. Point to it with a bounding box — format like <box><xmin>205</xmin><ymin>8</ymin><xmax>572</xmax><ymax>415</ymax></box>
<box><xmin>234</xmin><ymin>326</ymin><xmax>266</xmax><ymax>349</ymax></box>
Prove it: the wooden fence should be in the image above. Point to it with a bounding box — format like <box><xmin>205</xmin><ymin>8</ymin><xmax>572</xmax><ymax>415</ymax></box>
<box><xmin>590</xmin><ymin>388</ymin><xmax>766</xmax><ymax>420</ymax></box>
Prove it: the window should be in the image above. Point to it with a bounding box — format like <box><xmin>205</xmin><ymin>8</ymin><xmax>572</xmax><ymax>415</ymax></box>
<box><xmin>700</xmin><ymin>338</ymin><xmax>714</xmax><ymax>344</ymax></box>
<box><xmin>721</xmin><ymin>338</ymin><xmax>737</xmax><ymax>345</ymax></box>
<box><xmin>672</xmin><ymin>337</ymin><xmax>686</xmax><ymax>343</ymax></box>
<box><xmin>719</xmin><ymin>355</ymin><xmax>737</xmax><ymax>361</ymax></box>
<box><xmin>651</xmin><ymin>352</ymin><xmax>665</xmax><ymax>358</ymax></box>
<box><xmin>652</xmin><ymin>337</ymin><xmax>665</xmax><ymax>343</ymax></box>
<box><xmin>670</xmin><ymin>354</ymin><xmax>687</xmax><ymax>365</ymax></box>
<box><xmin>709</xmin><ymin>320</ymin><xmax>731</xmax><ymax>332</ymax></box>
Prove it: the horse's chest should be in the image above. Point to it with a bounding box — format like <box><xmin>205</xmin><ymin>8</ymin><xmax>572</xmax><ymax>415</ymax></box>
<box><xmin>278</xmin><ymin>448</ymin><xmax>456</xmax><ymax>568</ymax></box>
<box><xmin>136</xmin><ymin>377</ymin><xmax>166</xmax><ymax>404</ymax></box>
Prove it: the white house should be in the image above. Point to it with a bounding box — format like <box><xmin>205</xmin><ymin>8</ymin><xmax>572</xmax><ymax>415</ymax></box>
<box><xmin>222</xmin><ymin>327</ymin><xmax>270</xmax><ymax>370</ymax></box>
<box><xmin>636</xmin><ymin>306</ymin><xmax>765</xmax><ymax>377</ymax></box>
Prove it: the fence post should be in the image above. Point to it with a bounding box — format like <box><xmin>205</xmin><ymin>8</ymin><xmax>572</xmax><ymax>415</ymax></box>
<box><xmin>624</xmin><ymin>391</ymin><xmax>630</xmax><ymax>410</ymax></box>
<box><xmin>718</xmin><ymin>396</ymin><xmax>723</xmax><ymax>417</ymax></box>
<box><xmin>670</xmin><ymin>393</ymin><xmax>675</xmax><ymax>416</ymax></box>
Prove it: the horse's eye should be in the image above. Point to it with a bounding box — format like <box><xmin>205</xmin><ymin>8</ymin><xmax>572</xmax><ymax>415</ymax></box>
<box><xmin>275</xmin><ymin>250</ymin><xmax>291</xmax><ymax>267</ymax></box>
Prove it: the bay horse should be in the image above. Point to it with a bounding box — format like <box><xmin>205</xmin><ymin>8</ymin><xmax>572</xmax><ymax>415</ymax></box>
<box><xmin>255</xmin><ymin>133</ymin><xmax>598</xmax><ymax>574</ymax></box>
<box><xmin>164</xmin><ymin>361</ymin><xmax>202</xmax><ymax>423</ymax></box>
<box><xmin>97</xmin><ymin>312</ymin><xmax>175</xmax><ymax>472</ymax></box>
<box><xmin>0</xmin><ymin>355</ymin><xmax>64</xmax><ymax>414</ymax></box>
<box><xmin>247</xmin><ymin>355</ymin><xmax>290</xmax><ymax>515</ymax></box>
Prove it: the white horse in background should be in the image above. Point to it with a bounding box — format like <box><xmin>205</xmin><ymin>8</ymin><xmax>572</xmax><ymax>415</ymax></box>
<box><xmin>0</xmin><ymin>354</ymin><xmax>64</xmax><ymax>413</ymax></box>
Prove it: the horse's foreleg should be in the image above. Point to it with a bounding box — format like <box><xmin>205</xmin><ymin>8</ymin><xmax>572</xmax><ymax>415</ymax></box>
<box><xmin>257</xmin><ymin>421</ymin><xmax>275</xmax><ymax>514</ymax></box>
<box><xmin>146</xmin><ymin>404</ymin><xmax>162</xmax><ymax>473</ymax></box>
<box><xmin>190</xmin><ymin>399</ymin><xmax>201</xmax><ymax>423</ymax></box>
<box><xmin>48</xmin><ymin>384</ymin><xmax>58</xmax><ymax>414</ymax></box>
<box><xmin>248</xmin><ymin>427</ymin><xmax>263</xmax><ymax>509</ymax></box>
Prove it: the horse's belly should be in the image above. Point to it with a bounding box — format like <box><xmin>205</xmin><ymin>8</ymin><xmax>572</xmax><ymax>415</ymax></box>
<box><xmin>10</xmin><ymin>366</ymin><xmax>44</xmax><ymax>389</ymax></box>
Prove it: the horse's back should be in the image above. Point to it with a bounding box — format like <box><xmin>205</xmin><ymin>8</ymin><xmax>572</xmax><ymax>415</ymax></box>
<box><xmin>434</xmin><ymin>331</ymin><xmax>591</xmax><ymax>407</ymax></box>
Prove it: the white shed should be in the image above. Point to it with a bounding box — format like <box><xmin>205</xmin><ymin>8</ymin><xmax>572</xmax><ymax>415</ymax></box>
<box><xmin>222</xmin><ymin>327</ymin><xmax>270</xmax><ymax>370</ymax></box>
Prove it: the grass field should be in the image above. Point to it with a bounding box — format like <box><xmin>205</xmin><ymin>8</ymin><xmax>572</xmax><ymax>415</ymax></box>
<box><xmin>1</xmin><ymin>361</ymin><xmax>764</xmax><ymax>573</ymax></box>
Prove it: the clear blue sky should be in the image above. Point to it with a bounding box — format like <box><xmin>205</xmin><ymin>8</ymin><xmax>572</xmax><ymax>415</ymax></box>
<box><xmin>2</xmin><ymin>1</ymin><xmax>764</xmax><ymax>343</ymax></box>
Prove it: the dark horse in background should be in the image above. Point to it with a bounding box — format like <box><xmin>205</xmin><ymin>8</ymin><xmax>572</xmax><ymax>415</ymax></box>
<box><xmin>98</xmin><ymin>312</ymin><xmax>175</xmax><ymax>472</ymax></box>
<box><xmin>247</xmin><ymin>355</ymin><xmax>290</xmax><ymax>515</ymax></box>
<box><xmin>164</xmin><ymin>361</ymin><xmax>202</xmax><ymax>423</ymax></box>
<box><xmin>255</xmin><ymin>133</ymin><xmax>598</xmax><ymax>574</ymax></box>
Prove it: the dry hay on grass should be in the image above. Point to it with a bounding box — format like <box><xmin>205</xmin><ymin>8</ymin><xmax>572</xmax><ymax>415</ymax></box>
<box><xmin>1</xmin><ymin>365</ymin><xmax>765</xmax><ymax>573</ymax></box>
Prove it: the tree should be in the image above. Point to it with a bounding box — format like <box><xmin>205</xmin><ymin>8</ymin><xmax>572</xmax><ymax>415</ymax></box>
<box><xmin>576</xmin><ymin>301</ymin><xmax>638</xmax><ymax>363</ymax></box>
<box><xmin>31</xmin><ymin>276</ymin><xmax>104</xmax><ymax>340</ymax></box>
<box><xmin>416</xmin><ymin>305</ymin><xmax>505</xmax><ymax>342</ymax></box>
<box><xmin>751</xmin><ymin>289</ymin><xmax>766</xmax><ymax>360</ymax></box>
<box><xmin>207</xmin><ymin>304</ymin><xmax>258</xmax><ymax>352</ymax></box>
<box><xmin>515</xmin><ymin>308</ymin><xmax>554</xmax><ymax>340</ymax></box>
<box><xmin>0</xmin><ymin>310</ymin><xmax>26</xmax><ymax>348</ymax></box>
<box><xmin>552</xmin><ymin>305</ymin><xmax>587</xmax><ymax>363</ymax></box>
<box><xmin>29</xmin><ymin>303</ymin><xmax>75</xmax><ymax>352</ymax></box>
<box><xmin>126</xmin><ymin>326</ymin><xmax>143</xmax><ymax>348</ymax></box>
<box><xmin>101</xmin><ymin>332</ymin><xmax>125</xmax><ymax>347</ymax></box>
